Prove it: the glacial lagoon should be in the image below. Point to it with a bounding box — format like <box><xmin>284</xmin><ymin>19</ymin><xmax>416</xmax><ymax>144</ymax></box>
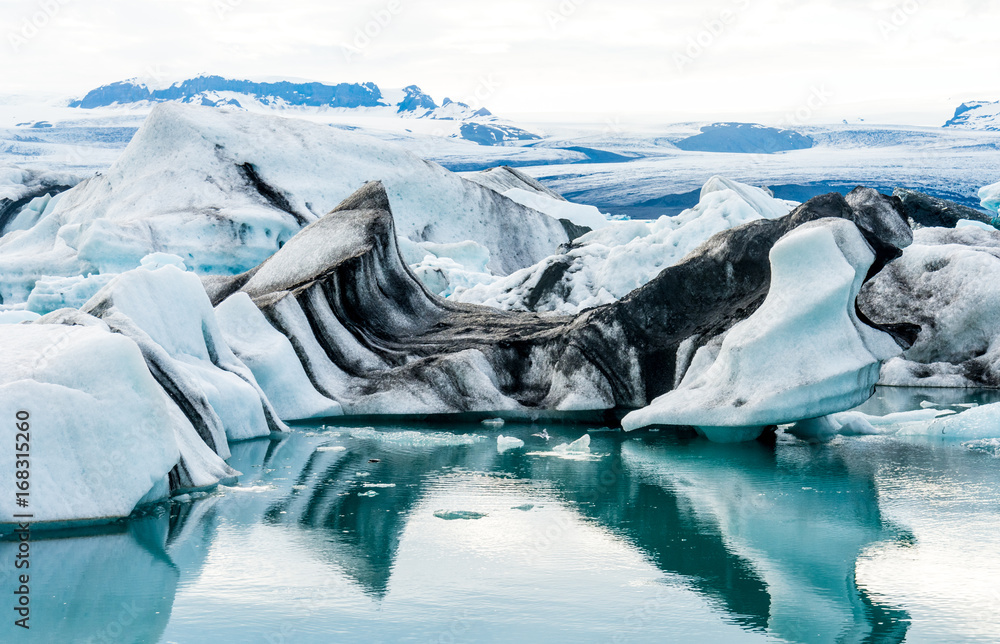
<box><xmin>4</xmin><ymin>388</ymin><xmax>1000</xmax><ymax>644</ymax></box>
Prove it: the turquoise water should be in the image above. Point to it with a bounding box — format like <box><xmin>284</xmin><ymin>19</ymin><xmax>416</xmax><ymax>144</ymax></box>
<box><xmin>4</xmin><ymin>389</ymin><xmax>1000</xmax><ymax>643</ymax></box>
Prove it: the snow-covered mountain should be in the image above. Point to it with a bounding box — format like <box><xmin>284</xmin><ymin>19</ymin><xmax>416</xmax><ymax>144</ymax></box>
<box><xmin>943</xmin><ymin>101</ymin><xmax>1000</xmax><ymax>130</ymax></box>
<box><xmin>64</xmin><ymin>75</ymin><xmax>541</xmax><ymax>145</ymax></box>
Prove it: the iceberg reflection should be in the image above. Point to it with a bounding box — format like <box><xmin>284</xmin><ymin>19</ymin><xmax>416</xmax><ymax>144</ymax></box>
<box><xmin>4</xmin><ymin>426</ymin><xmax>929</xmax><ymax>642</ymax></box>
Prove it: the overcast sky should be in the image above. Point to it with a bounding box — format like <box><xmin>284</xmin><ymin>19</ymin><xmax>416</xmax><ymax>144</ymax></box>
<box><xmin>1</xmin><ymin>0</ymin><xmax>998</xmax><ymax>124</ymax></box>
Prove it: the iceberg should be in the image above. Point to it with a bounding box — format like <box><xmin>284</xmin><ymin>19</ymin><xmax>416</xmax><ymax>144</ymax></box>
<box><xmin>860</xmin><ymin>226</ymin><xmax>1000</xmax><ymax>387</ymax></box>
<box><xmin>622</xmin><ymin>217</ymin><xmax>905</xmax><ymax>440</ymax></box>
<box><xmin>981</xmin><ymin>181</ymin><xmax>1000</xmax><ymax>216</ymax></box>
<box><xmin>455</xmin><ymin>176</ymin><xmax>796</xmax><ymax>314</ymax></box>
<box><xmin>553</xmin><ymin>434</ymin><xmax>591</xmax><ymax>454</ymax></box>
<box><xmin>0</xmin><ymin>324</ymin><xmax>179</xmax><ymax>524</ymax></box>
<box><xmin>0</xmin><ymin>165</ymin><xmax>78</xmax><ymax>236</ymax></box>
<box><xmin>215</xmin><ymin>292</ymin><xmax>343</xmax><ymax>421</ymax></box>
<box><xmin>501</xmin><ymin>188</ymin><xmax>610</xmax><ymax>231</ymax></box>
<box><xmin>497</xmin><ymin>435</ymin><xmax>525</xmax><ymax>453</ymax></box>
<box><xmin>902</xmin><ymin>403</ymin><xmax>1000</xmax><ymax>440</ymax></box>
<box><xmin>0</xmin><ymin>103</ymin><xmax>570</xmax><ymax>304</ymax></box>
<box><xmin>24</xmin><ymin>273</ymin><xmax>116</xmax><ymax>315</ymax></box>
<box><xmin>79</xmin><ymin>263</ymin><xmax>285</xmax><ymax>442</ymax></box>
<box><xmin>206</xmin><ymin>182</ymin><xmax>913</xmax><ymax>420</ymax></box>
<box><xmin>893</xmin><ymin>188</ymin><xmax>994</xmax><ymax>229</ymax></box>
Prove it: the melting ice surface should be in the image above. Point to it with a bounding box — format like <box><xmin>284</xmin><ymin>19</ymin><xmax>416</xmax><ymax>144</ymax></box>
<box><xmin>4</xmin><ymin>388</ymin><xmax>1000</xmax><ymax>643</ymax></box>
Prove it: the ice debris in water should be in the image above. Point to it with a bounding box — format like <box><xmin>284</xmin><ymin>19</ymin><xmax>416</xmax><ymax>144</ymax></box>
<box><xmin>348</xmin><ymin>428</ymin><xmax>484</xmax><ymax>446</ymax></box>
<box><xmin>917</xmin><ymin>402</ymin><xmax>1000</xmax><ymax>439</ymax></box>
<box><xmin>553</xmin><ymin>434</ymin><xmax>591</xmax><ymax>454</ymax></box>
<box><xmin>358</xmin><ymin>491</ymin><xmax>379</xmax><ymax>497</ymax></box>
<box><xmin>482</xmin><ymin>418</ymin><xmax>505</xmax><ymax>428</ymax></box>
<box><xmin>434</xmin><ymin>510</ymin><xmax>488</xmax><ymax>521</ymax></box>
<box><xmin>964</xmin><ymin>438</ymin><xmax>1000</xmax><ymax>457</ymax></box>
<box><xmin>362</xmin><ymin>483</ymin><xmax>396</xmax><ymax>488</ymax></box>
<box><xmin>528</xmin><ymin>434</ymin><xmax>604</xmax><ymax>461</ymax></box>
<box><xmin>316</xmin><ymin>445</ymin><xmax>347</xmax><ymax>452</ymax></box>
<box><xmin>497</xmin><ymin>435</ymin><xmax>525</xmax><ymax>453</ymax></box>
<box><xmin>220</xmin><ymin>485</ymin><xmax>272</xmax><ymax>494</ymax></box>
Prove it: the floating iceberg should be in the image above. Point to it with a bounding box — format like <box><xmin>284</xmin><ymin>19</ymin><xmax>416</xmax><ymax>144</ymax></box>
<box><xmin>433</xmin><ymin>510</ymin><xmax>488</xmax><ymax>521</ymax></box>
<box><xmin>623</xmin><ymin>215</ymin><xmax>906</xmax><ymax>441</ymax></box>
<box><xmin>861</xmin><ymin>226</ymin><xmax>1000</xmax><ymax>387</ymax></box>
<box><xmin>903</xmin><ymin>403</ymin><xmax>1000</xmax><ymax>440</ymax></box>
<box><xmin>204</xmin><ymin>181</ymin><xmax>913</xmax><ymax>421</ymax></box>
<box><xmin>497</xmin><ymin>435</ymin><xmax>525</xmax><ymax>453</ymax></box>
<box><xmin>0</xmin><ymin>325</ymin><xmax>179</xmax><ymax>524</ymax></box>
<box><xmin>979</xmin><ymin>181</ymin><xmax>1000</xmax><ymax>214</ymax></box>
<box><xmin>79</xmin><ymin>263</ymin><xmax>285</xmax><ymax>442</ymax></box>
<box><xmin>553</xmin><ymin>434</ymin><xmax>591</xmax><ymax>454</ymax></box>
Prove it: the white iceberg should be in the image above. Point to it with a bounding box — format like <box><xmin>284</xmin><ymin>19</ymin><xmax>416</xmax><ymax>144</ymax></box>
<box><xmin>553</xmin><ymin>434</ymin><xmax>591</xmax><ymax>454</ymax></box>
<box><xmin>81</xmin><ymin>263</ymin><xmax>284</xmax><ymax>442</ymax></box>
<box><xmin>0</xmin><ymin>310</ymin><xmax>40</xmax><ymax>324</ymax></box>
<box><xmin>501</xmin><ymin>187</ymin><xmax>610</xmax><ymax>230</ymax></box>
<box><xmin>0</xmin><ymin>324</ymin><xmax>179</xmax><ymax>524</ymax></box>
<box><xmin>497</xmin><ymin>435</ymin><xmax>525</xmax><ymax>453</ymax></box>
<box><xmin>24</xmin><ymin>273</ymin><xmax>116</xmax><ymax>315</ymax></box>
<box><xmin>903</xmin><ymin>403</ymin><xmax>1000</xmax><ymax>440</ymax></box>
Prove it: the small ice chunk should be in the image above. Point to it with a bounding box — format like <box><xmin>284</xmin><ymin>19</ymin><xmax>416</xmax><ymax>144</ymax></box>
<box><xmin>553</xmin><ymin>434</ymin><xmax>591</xmax><ymax>454</ymax></box>
<box><xmin>919</xmin><ymin>401</ymin><xmax>939</xmax><ymax>409</ymax></box>
<box><xmin>357</xmin><ymin>490</ymin><xmax>379</xmax><ymax>497</ymax></box>
<box><xmin>433</xmin><ymin>510</ymin><xmax>488</xmax><ymax>520</ymax></box>
<box><xmin>362</xmin><ymin>483</ymin><xmax>396</xmax><ymax>488</ymax></box>
<box><xmin>482</xmin><ymin>417</ymin><xmax>506</xmax><ymax>428</ymax></box>
<box><xmin>316</xmin><ymin>445</ymin><xmax>347</xmax><ymax>452</ymax></box>
<box><xmin>916</xmin><ymin>403</ymin><xmax>1000</xmax><ymax>439</ymax></box>
<box><xmin>964</xmin><ymin>438</ymin><xmax>1000</xmax><ymax>456</ymax></box>
<box><xmin>497</xmin><ymin>435</ymin><xmax>525</xmax><ymax>453</ymax></box>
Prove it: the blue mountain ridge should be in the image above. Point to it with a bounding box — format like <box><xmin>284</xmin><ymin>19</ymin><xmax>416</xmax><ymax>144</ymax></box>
<box><xmin>67</xmin><ymin>76</ymin><xmax>538</xmax><ymax>145</ymax></box>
